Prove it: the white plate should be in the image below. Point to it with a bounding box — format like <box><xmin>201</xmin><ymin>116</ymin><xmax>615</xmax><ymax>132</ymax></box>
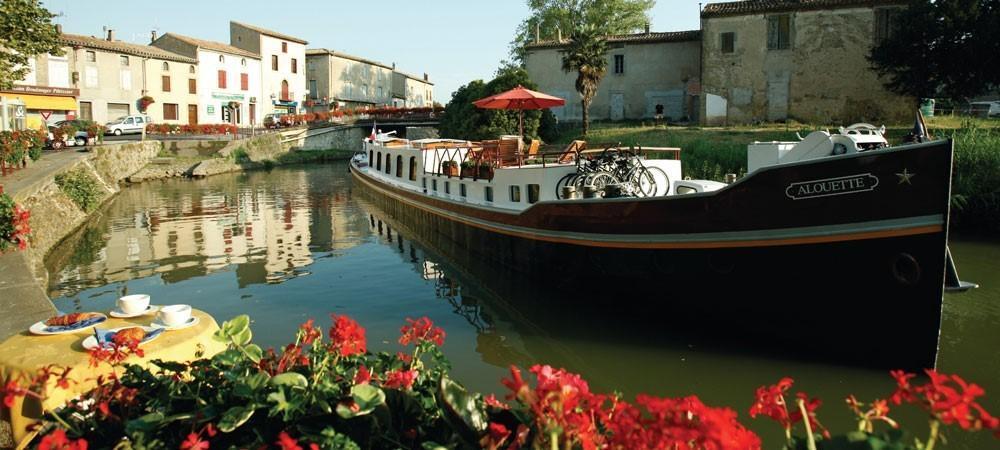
<box><xmin>109</xmin><ymin>305</ymin><xmax>159</xmax><ymax>318</ymax></box>
<box><xmin>150</xmin><ymin>316</ymin><xmax>199</xmax><ymax>331</ymax></box>
<box><xmin>29</xmin><ymin>313</ymin><xmax>108</xmax><ymax>335</ymax></box>
<box><xmin>82</xmin><ymin>326</ymin><xmax>163</xmax><ymax>350</ymax></box>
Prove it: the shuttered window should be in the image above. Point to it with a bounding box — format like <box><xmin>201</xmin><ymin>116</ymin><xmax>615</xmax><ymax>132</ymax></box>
<box><xmin>721</xmin><ymin>32</ymin><xmax>735</xmax><ymax>53</ymax></box>
<box><xmin>218</xmin><ymin>70</ymin><xmax>227</xmax><ymax>89</ymax></box>
<box><xmin>189</xmin><ymin>78</ymin><xmax>197</xmax><ymax>94</ymax></box>
<box><xmin>162</xmin><ymin>75</ymin><xmax>171</xmax><ymax>92</ymax></box>
<box><xmin>241</xmin><ymin>73</ymin><xmax>248</xmax><ymax>91</ymax></box>
<box><xmin>767</xmin><ymin>15</ymin><xmax>791</xmax><ymax>50</ymax></box>
<box><xmin>163</xmin><ymin>103</ymin><xmax>178</xmax><ymax>120</ymax></box>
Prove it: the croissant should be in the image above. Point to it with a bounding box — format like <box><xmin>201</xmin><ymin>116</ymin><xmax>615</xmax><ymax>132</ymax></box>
<box><xmin>45</xmin><ymin>312</ymin><xmax>101</xmax><ymax>326</ymax></box>
<box><xmin>112</xmin><ymin>327</ymin><xmax>147</xmax><ymax>345</ymax></box>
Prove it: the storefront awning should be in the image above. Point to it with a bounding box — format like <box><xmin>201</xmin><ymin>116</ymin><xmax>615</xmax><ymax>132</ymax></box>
<box><xmin>13</xmin><ymin>94</ymin><xmax>77</xmax><ymax>111</ymax></box>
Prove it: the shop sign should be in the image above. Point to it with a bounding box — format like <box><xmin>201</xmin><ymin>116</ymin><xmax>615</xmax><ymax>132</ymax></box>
<box><xmin>2</xmin><ymin>85</ymin><xmax>79</xmax><ymax>97</ymax></box>
<box><xmin>211</xmin><ymin>92</ymin><xmax>245</xmax><ymax>101</ymax></box>
<box><xmin>207</xmin><ymin>105</ymin><xmax>216</xmax><ymax>115</ymax></box>
<box><xmin>14</xmin><ymin>105</ymin><xmax>25</xmax><ymax>118</ymax></box>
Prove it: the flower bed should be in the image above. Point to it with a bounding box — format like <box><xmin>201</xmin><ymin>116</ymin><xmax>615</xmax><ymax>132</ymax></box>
<box><xmin>0</xmin><ymin>186</ymin><xmax>31</xmax><ymax>252</ymax></box>
<box><xmin>4</xmin><ymin>314</ymin><xmax>997</xmax><ymax>449</ymax></box>
<box><xmin>145</xmin><ymin>124</ymin><xmax>238</xmax><ymax>135</ymax></box>
<box><xmin>0</xmin><ymin>129</ymin><xmax>46</xmax><ymax>174</ymax></box>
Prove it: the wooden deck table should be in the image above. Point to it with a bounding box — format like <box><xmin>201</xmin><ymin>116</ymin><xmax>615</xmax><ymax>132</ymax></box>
<box><xmin>0</xmin><ymin>309</ymin><xmax>226</xmax><ymax>449</ymax></box>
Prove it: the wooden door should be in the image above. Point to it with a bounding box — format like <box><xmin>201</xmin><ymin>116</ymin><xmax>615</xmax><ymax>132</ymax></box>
<box><xmin>281</xmin><ymin>80</ymin><xmax>289</xmax><ymax>101</ymax></box>
<box><xmin>188</xmin><ymin>105</ymin><xmax>198</xmax><ymax>125</ymax></box>
<box><xmin>767</xmin><ymin>71</ymin><xmax>790</xmax><ymax>121</ymax></box>
<box><xmin>610</xmin><ymin>93</ymin><xmax>624</xmax><ymax>121</ymax></box>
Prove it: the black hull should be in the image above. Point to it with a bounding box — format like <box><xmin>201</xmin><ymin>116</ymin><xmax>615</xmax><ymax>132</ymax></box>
<box><xmin>350</xmin><ymin>141</ymin><xmax>953</xmax><ymax>369</ymax></box>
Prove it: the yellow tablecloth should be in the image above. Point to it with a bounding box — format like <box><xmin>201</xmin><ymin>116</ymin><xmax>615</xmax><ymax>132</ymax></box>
<box><xmin>0</xmin><ymin>309</ymin><xmax>226</xmax><ymax>449</ymax></box>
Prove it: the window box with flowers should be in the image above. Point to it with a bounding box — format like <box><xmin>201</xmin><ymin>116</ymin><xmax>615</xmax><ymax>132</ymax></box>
<box><xmin>478</xmin><ymin>161</ymin><xmax>494</xmax><ymax>180</ymax></box>
<box><xmin>460</xmin><ymin>160</ymin><xmax>476</xmax><ymax>178</ymax></box>
<box><xmin>440</xmin><ymin>160</ymin><xmax>458</xmax><ymax>177</ymax></box>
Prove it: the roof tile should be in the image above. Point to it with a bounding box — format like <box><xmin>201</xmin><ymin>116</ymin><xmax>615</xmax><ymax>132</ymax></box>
<box><xmin>160</xmin><ymin>33</ymin><xmax>260</xmax><ymax>59</ymax></box>
<box><xmin>60</xmin><ymin>33</ymin><xmax>197</xmax><ymax>63</ymax></box>
<box><xmin>230</xmin><ymin>21</ymin><xmax>308</xmax><ymax>45</ymax></box>
<box><xmin>525</xmin><ymin>30</ymin><xmax>701</xmax><ymax>50</ymax></box>
<box><xmin>701</xmin><ymin>0</ymin><xmax>907</xmax><ymax>18</ymax></box>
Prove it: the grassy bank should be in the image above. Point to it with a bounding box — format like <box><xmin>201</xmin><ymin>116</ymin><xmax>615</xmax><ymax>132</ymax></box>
<box><xmin>549</xmin><ymin>117</ymin><xmax>1000</xmax><ymax>232</ymax></box>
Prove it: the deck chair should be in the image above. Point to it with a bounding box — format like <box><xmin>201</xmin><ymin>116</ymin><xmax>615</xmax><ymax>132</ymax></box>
<box><xmin>498</xmin><ymin>137</ymin><xmax>521</xmax><ymax>167</ymax></box>
<box><xmin>557</xmin><ymin>140</ymin><xmax>586</xmax><ymax>163</ymax></box>
<box><xmin>524</xmin><ymin>140</ymin><xmax>540</xmax><ymax>162</ymax></box>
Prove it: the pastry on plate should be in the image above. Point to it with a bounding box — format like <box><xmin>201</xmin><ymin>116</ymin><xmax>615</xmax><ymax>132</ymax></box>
<box><xmin>111</xmin><ymin>327</ymin><xmax>147</xmax><ymax>345</ymax></box>
<box><xmin>45</xmin><ymin>312</ymin><xmax>102</xmax><ymax>327</ymax></box>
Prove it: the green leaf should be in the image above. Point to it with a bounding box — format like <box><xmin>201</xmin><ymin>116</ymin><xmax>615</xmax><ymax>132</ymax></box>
<box><xmin>336</xmin><ymin>384</ymin><xmax>385</xmax><ymax>419</ymax></box>
<box><xmin>270</xmin><ymin>372</ymin><xmax>309</xmax><ymax>388</ymax></box>
<box><xmin>243</xmin><ymin>344</ymin><xmax>263</xmax><ymax>363</ymax></box>
<box><xmin>125</xmin><ymin>411</ymin><xmax>166</xmax><ymax>433</ymax></box>
<box><xmin>232</xmin><ymin>327</ymin><xmax>252</xmax><ymax>346</ymax></box>
<box><xmin>218</xmin><ymin>406</ymin><xmax>255</xmax><ymax>433</ymax></box>
<box><xmin>437</xmin><ymin>376</ymin><xmax>487</xmax><ymax>445</ymax></box>
<box><xmin>226</xmin><ymin>315</ymin><xmax>251</xmax><ymax>335</ymax></box>
<box><xmin>421</xmin><ymin>443</ymin><xmax>448</xmax><ymax>450</ymax></box>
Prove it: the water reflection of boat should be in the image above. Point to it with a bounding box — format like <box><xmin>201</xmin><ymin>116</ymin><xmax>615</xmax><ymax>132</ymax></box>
<box><xmin>351</xmin><ymin>129</ymin><xmax>965</xmax><ymax>369</ymax></box>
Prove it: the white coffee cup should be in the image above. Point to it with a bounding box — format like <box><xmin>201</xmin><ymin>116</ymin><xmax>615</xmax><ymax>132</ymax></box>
<box><xmin>118</xmin><ymin>294</ymin><xmax>150</xmax><ymax>315</ymax></box>
<box><xmin>158</xmin><ymin>304</ymin><xmax>192</xmax><ymax>327</ymax></box>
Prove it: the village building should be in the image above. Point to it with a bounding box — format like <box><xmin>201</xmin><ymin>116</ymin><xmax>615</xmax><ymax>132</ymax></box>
<box><xmin>152</xmin><ymin>33</ymin><xmax>262</xmax><ymax>126</ymax></box>
<box><xmin>59</xmin><ymin>30</ymin><xmax>199</xmax><ymax>125</ymax></box>
<box><xmin>524</xmin><ymin>28</ymin><xmax>702</xmax><ymax>122</ymax></box>
<box><xmin>305</xmin><ymin>49</ymin><xmax>395</xmax><ymax>109</ymax></box>
<box><xmin>229</xmin><ymin>22</ymin><xmax>308</xmax><ymax>116</ymax></box>
<box><xmin>1</xmin><ymin>26</ymin><xmax>78</xmax><ymax>130</ymax></box>
<box><xmin>700</xmin><ymin>0</ymin><xmax>910</xmax><ymax>125</ymax></box>
<box><xmin>305</xmin><ymin>50</ymin><xmax>433</xmax><ymax>110</ymax></box>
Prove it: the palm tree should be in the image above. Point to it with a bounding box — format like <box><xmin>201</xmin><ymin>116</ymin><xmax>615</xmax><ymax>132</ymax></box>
<box><xmin>560</xmin><ymin>22</ymin><xmax>608</xmax><ymax>136</ymax></box>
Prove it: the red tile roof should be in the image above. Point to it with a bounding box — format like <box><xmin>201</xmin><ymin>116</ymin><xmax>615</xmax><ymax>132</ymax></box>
<box><xmin>702</xmin><ymin>0</ymin><xmax>907</xmax><ymax>18</ymax></box>
<box><xmin>160</xmin><ymin>33</ymin><xmax>260</xmax><ymax>59</ymax></box>
<box><xmin>525</xmin><ymin>30</ymin><xmax>701</xmax><ymax>50</ymax></box>
<box><xmin>230</xmin><ymin>21</ymin><xmax>308</xmax><ymax>45</ymax></box>
<box><xmin>60</xmin><ymin>33</ymin><xmax>197</xmax><ymax>63</ymax></box>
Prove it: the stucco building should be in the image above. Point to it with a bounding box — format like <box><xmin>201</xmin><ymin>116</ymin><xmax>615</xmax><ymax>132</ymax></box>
<box><xmin>305</xmin><ymin>49</ymin><xmax>434</xmax><ymax>109</ymax></box>
<box><xmin>153</xmin><ymin>33</ymin><xmax>262</xmax><ymax>126</ymax></box>
<box><xmin>524</xmin><ymin>30</ymin><xmax>702</xmax><ymax>122</ymax></box>
<box><xmin>700</xmin><ymin>0</ymin><xmax>910</xmax><ymax>125</ymax></box>
<box><xmin>230</xmin><ymin>22</ymin><xmax>308</xmax><ymax>116</ymax></box>
<box><xmin>60</xmin><ymin>31</ymin><xmax>199</xmax><ymax>125</ymax></box>
<box><xmin>1</xmin><ymin>34</ymin><xmax>78</xmax><ymax>130</ymax></box>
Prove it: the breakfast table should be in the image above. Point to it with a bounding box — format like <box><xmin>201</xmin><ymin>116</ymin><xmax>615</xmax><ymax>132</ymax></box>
<box><xmin>0</xmin><ymin>308</ymin><xmax>226</xmax><ymax>449</ymax></box>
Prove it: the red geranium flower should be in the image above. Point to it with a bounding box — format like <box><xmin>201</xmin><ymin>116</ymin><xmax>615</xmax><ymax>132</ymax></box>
<box><xmin>383</xmin><ymin>369</ymin><xmax>418</xmax><ymax>390</ymax></box>
<box><xmin>749</xmin><ymin>377</ymin><xmax>794</xmax><ymax>429</ymax></box>
<box><xmin>37</xmin><ymin>429</ymin><xmax>88</xmax><ymax>450</ymax></box>
<box><xmin>354</xmin><ymin>365</ymin><xmax>372</xmax><ymax>385</ymax></box>
<box><xmin>276</xmin><ymin>431</ymin><xmax>302</xmax><ymax>450</ymax></box>
<box><xmin>328</xmin><ymin>315</ymin><xmax>366</xmax><ymax>356</ymax></box>
<box><xmin>180</xmin><ymin>432</ymin><xmax>209</xmax><ymax>450</ymax></box>
<box><xmin>298</xmin><ymin>318</ymin><xmax>321</xmax><ymax>345</ymax></box>
<box><xmin>398</xmin><ymin>316</ymin><xmax>445</xmax><ymax>346</ymax></box>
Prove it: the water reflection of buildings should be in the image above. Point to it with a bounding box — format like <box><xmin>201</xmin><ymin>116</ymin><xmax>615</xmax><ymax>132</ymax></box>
<box><xmin>52</xmin><ymin>170</ymin><xmax>368</xmax><ymax>295</ymax></box>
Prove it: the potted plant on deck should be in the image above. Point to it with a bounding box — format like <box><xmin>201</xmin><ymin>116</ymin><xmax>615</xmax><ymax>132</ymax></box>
<box><xmin>478</xmin><ymin>161</ymin><xmax>494</xmax><ymax>179</ymax></box>
<box><xmin>460</xmin><ymin>160</ymin><xmax>476</xmax><ymax>178</ymax></box>
<box><xmin>441</xmin><ymin>160</ymin><xmax>458</xmax><ymax>177</ymax></box>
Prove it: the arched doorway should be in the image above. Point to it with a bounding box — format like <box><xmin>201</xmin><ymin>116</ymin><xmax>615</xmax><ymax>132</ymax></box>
<box><xmin>280</xmin><ymin>80</ymin><xmax>290</xmax><ymax>101</ymax></box>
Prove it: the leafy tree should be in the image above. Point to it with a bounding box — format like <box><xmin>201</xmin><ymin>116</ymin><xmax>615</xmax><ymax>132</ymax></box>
<box><xmin>0</xmin><ymin>0</ymin><xmax>63</xmax><ymax>90</ymax></box>
<box><xmin>561</xmin><ymin>22</ymin><xmax>608</xmax><ymax>136</ymax></box>
<box><xmin>510</xmin><ymin>0</ymin><xmax>654</xmax><ymax>63</ymax></box>
<box><xmin>869</xmin><ymin>0</ymin><xmax>1000</xmax><ymax>105</ymax></box>
<box><xmin>438</xmin><ymin>67</ymin><xmax>547</xmax><ymax>141</ymax></box>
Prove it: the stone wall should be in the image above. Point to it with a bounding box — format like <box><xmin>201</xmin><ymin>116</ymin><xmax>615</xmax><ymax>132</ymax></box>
<box><xmin>292</xmin><ymin>126</ymin><xmax>366</xmax><ymax>151</ymax></box>
<box><xmin>701</xmin><ymin>7</ymin><xmax>913</xmax><ymax>125</ymax></box>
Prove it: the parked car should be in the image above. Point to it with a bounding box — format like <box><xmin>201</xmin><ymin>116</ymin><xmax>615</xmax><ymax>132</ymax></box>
<box><xmin>46</xmin><ymin>119</ymin><xmax>95</xmax><ymax>149</ymax></box>
<box><xmin>105</xmin><ymin>115</ymin><xmax>152</xmax><ymax>135</ymax></box>
<box><xmin>965</xmin><ymin>101</ymin><xmax>1000</xmax><ymax>118</ymax></box>
<box><xmin>263</xmin><ymin>113</ymin><xmax>288</xmax><ymax>129</ymax></box>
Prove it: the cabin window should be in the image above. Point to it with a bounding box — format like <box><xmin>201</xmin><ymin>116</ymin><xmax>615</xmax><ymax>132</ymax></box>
<box><xmin>385</xmin><ymin>154</ymin><xmax>392</xmax><ymax>174</ymax></box>
<box><xmin>677</xmin><ymin>185</ymin><xmax>698</xmax><ymax>195</ymax></box>
<box><xmin>376</xmin><ymin>152</ymin><xmax>382</xmax><ymax>171</ymax></box>
<box><xmin>460</xmin><ymin>184</ymin><xmax>467</xmax><ymax>197</ymax></box>
<box><xmin>721</xmin><ymin>32</ymin><xmax>735</xmax><ymax>53</ymax></box>
<box><xmin>432</xmin><ymin>179</ymin><xmax>438</xmax><ymax>191</ymax></box>
<box><xmin>510</xmin><ymin>185</ymin><xmax>521</xmax><ymax>202</ymax></box>
<box><xmin>527</xmin><ymin>184</ymin><xmax>540</xmax><ymax>204</ymax></box>
<box><xmin>395</xmin><ymin>155</ymin><xmax>402</xmax><ymax>177</ymax></box>
<box><xmin>484</xmin><ymin>186</ymin><xmax>493</xmax><ymax>202</ymax></box>
<box><xmin>444</xmin><ymin>181</ymin><xmax>450</xmax><ymax>194</ymax></box>
<box><xmin>422</xmin><ymin>177</ymin><xmax>427</xmax><ymax>190</ymax></box>
<box><xmin>767</xmin><ymin>14</ymin><xmax>792</xmax><ymax>50</ymax></box>
<box><xmin>409</xmin><ymin>157</ymin><xmax>417</xmax><ymax>180</ymax></box>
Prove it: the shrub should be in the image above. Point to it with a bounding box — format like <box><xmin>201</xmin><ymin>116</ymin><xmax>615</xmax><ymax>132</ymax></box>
<box><xmin>944</xmin><ymin>121</ymin><xmax>1000</xmax><ymax>232</ymax></box>
<box><xmin>231</xmin><ymin>147</ymin><xmax>249</xmax><ymax>163</ymax></box>
<box><xmin>0</xmin><ymin>130</ymin><xmax>29</xmax><ymax>166</ymax></box>
<box><xmin>0</xmin><ymin>186</ymin><xmax>31</xmax><ymax>252</ymax></box>
<box><xmin>54</xmin><ymin>168</ymin><xmax>104</xmax><ymax>212</ymax></box>
<box><xmin>7</xmin><ymin>314</ymin><xmax>997</xmax><ymax>450</ymax></box>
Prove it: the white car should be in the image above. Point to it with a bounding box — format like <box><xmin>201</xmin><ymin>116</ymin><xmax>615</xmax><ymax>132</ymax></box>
<box><xmin>967</xmin><ymin>101</ymin><xmax>1000</xmax><ymax>118</ymax></box>
<box><xmin>105</xmin><ymin>115</ymin><xmax>152</xmax><ymax>135</ymax></box>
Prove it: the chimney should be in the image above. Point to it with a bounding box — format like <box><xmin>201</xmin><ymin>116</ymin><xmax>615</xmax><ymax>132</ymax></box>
<box><xmin>392</xmin><ymin>62</ymin><xmax>396</xmax><ymax>69</ymax></box>
<box><xmin>55</xmin><ymin>24</ymin><xmax>63</xmax><ymax>34</ymax></box>
<box><xmin>423</xmin><ymin>73</ymin><xmax>428</xmax><ymax>81</ymax></box>
<box><xmin>151</xmin><ymin>30</ymin><xmax>157</xmax><ymax>43</ymax></box>
<box><xmin>106</xmin><ymin>29</ymin><xmax>114</xmax><ymax>41</ymax></box>
<box><xmin>645</xmin><ymin>22</ymin><xmax>650</xmax><ymax>34</ymax></box>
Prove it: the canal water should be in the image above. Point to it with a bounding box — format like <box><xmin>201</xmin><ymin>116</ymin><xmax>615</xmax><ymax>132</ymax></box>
<box><xmin>45</xmin><ymin>162</ymin><xmax>998</xmax><ymax>448</ymax></box>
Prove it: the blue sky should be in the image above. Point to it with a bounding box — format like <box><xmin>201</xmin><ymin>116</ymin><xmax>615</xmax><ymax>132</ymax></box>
<box><xmin>43</xmin><ymin>0</ymin><xmax>703</xmax><ymax>101</ymax></box>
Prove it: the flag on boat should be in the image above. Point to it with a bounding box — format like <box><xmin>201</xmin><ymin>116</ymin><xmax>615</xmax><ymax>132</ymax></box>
<box><xmin>370</xmin><ymin>121</ymin><xmax>377</xmax><ymax>142</ymax></box>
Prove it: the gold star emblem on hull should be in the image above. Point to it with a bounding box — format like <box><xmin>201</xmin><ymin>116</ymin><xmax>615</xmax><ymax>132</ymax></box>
<box><xmin>896</xmin><ymin>168</ymin><xmax>916</xmax><ymax>185</ymax></box>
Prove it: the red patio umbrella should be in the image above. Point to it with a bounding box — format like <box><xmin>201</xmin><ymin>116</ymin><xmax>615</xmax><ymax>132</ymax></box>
<box><xmin>473</xmin><ymin>85</ymin><xmax>565</xmax><ymax>140</ymax></box>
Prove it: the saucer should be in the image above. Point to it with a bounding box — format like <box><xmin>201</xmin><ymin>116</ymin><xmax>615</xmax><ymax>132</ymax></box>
<box><xmin>109</xmin><ymin>305</ymin><xmax>159</xmax><ymax>318</ymax></box>
<box><xmin>82</xmin><ymin>326</ymin><xmax>163</xmax><ymax>350</ymax></box>
<box><xmin>150</xmin><ymin>316</ymin><xmax>199</xmax><ymax>331</ymax></box>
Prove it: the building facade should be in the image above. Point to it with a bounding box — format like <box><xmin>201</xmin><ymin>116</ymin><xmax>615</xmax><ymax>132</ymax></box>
<box><xmin>700</xmin><ymin>0</ymin><xmax>910</xmax><ymax>125</ymax></box>
<box><xmin>525</xmin><ymin>30</ymin><xmax>702</xmax><ymax>122</ymax></box>
<box><xmin>1</xmin><ymin>47</ymin><xmax>78</xmax><ymax>130</ymax></box>
<box><xmin>60</xmin><ymin>31</ymin><xmax>199</xmax><ymax>125</ymax></box>
<box><xmin>153</xmin><ymin>33</ymin><xmax>262</xmax><ymax>126</ymax></box>
<box><xmin>396</xmin><ymin>71</ymin><xmax>434</xmax><ymax>108</ymax></box>
<box><xmin>230</xmin><ymin>22</ymin><xmax>308</xmax><ymax>116</ymax></box>
<box><xmin>306</xmin><ymin>49</ymin><xmax>395</xmax><ymax>109</ymax></box>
